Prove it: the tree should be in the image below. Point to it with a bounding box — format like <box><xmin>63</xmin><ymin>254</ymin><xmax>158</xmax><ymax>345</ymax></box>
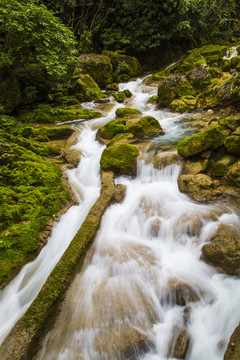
<box><xmin>0</xmin><ymin>0</ymin><xmax>77</xmax><ymax>81</ymax></box>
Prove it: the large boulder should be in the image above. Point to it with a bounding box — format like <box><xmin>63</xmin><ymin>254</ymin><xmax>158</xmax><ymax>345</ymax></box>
<box><xmin>126</xmin><ymin>116</ymin><xmax>163</xmax><ymax>138</ymax></box>
<box><xmin>202</xmin><ymin>224</ymin><xmax>240</xmax><ymax>275</ymax></box>
<box><xmin>158</xmin><ymin>75</ymin><xmax>195</xmax><ymax>108</ymax></box>
<box><xmin>187</xmin><ymin>63</ymin><xmax>211</xmax><ymax>91</ymax></box>
<box><xmin>115</xmin><ymin>107</ymin><xmax>141</xmax><ymax>118</ymax></box>
<box><xmin>69</xmin><ymin>72</ymin><xmax>103</xmax><ymax>101</ymax></box>
<box><xmin>97</xmin><ymin>119</ymin><xmax>127</xmax><ymax>140</ymax></box>
<box><xmin>178</xmin><ymin>173</ymin><xmax>223</xmax><ymax>201</ymax></box>
<box><xmin>104</xmin><ymin>51</ymin><xmax>142</xmax><ymax>78</ymax></box>
<box><xmin>77</xmin><ymin>54</ymin><xmax>114</xmax><ymax>87</ymax></box>
<box><xmin>177</xmin><ymin>126</ymin><xmax>224</xmax><ymax>158</ymax></box>
<box><xmin>100</xmin><ymin>143</ymin><xmax>138</xmax><ymax>176</ymax></box>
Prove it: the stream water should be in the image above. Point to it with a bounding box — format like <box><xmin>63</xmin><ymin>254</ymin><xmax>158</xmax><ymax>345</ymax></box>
<box><xmin>1</xmin><ymin>76</ymin><xmax>240</xmax><ymax>360</ymax></box>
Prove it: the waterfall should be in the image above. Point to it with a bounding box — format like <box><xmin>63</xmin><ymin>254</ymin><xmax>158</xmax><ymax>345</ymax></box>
<box><xmin>1</xmin><ymin>76</ymin><xmax>240</xmax><ymax>360</ymax></box>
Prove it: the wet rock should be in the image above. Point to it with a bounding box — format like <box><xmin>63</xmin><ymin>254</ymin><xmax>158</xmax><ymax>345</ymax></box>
<box><xmin>202</xmin><ymin>224</ymin><xmax>240</xmax><ymax>275</ymax></box>
<box><xmin>115</xmin><ymin>107</ymin><xmax>141</xmax><ymax>118</ymax></box>
<box><xmin>64</xmin><ymin>130</ymin><xmax>82</xmax><ymax>167</ymax></box>
<box><xmin>154</xmin><ymin>151</ymin><xmax>181</xmax><ymax>170</ymax></box>
<box><xmin>224</xmin><ymin>323</ymin><xmax>240</xmax><ymax>360</ymax></box>
<box><xmin>187</xmin><ymin>63</ymin><xmax>211</xmax><ymax>91</ymax></box>
<box><xmin>126</xmin><ymin>116</ymin><xmax>163</xmax><ymax>138</ymax></box>
<box><xmin>225</xmin><ymin>159</ymin><xmax>240</xmax><ymax>186</ymax></box>
<box><xmin>224</xmin><ymin>136</ymin><xmax>240</xmax><ymax>156</ymax></box>
<box><xmin>112</xmin><ymin>91</ymin><xmax>126</xmax><ymax>103</ymax></box>
<box><xmin>105</xmin><ymin>83</ymin><xmax>119</xmax><ymax>91</ymax></box>
<box><xmin>178</xmin><ymin>173</ymin><xmax>223</xmax><ymax>201</ymax></box>
<box><xmin>100</xmin><ymin>143</ymin><xmax>138</xmax><ymax>176</ymax></box>
<box><xmin>166</xmin><ymin>281</ymin><xmax>200</xmax><ymax>306</ymax></box>
<box><xmin>181</xmin><ymin>158</ymin><xmax>208</xmax><ymax>175</ymax></box>
<box><xmin>158</xmin><ymin>75</ymin><xmax>195</xmax><ymax>108</ymax></box>
<box><xmin>169</xmin><ymin>327</ymin><xmax>190</xmax><ymax>359</ymax></box>
<box><xmin>177</xmin><ymin>126</ymin><xmax>224</xmax><ymax>158</ymax></box>
<box><xmin>123</xmin><ymin>89</ymin><xmax>132</xmax><ymax>98</ymax></box>
<box><xmin>207</xmin><ymin>154</ymin><xmax>238</xmax><ymax>177</ymax></box>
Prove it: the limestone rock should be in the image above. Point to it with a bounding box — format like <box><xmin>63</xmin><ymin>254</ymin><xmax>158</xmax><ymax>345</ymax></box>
<box><xmin>100</xmin><ymin>143</ymin><xmax>138</xmax><ymax>176</ymax></box>
<box><xmin>177</xmin><ymin>126</ymin><xmax>224</xmax><ymax>158</ymax></box>
<box><xmin>224</xmin><ymin>324</ymin><xmax>240</xmax><ymax>360</ymax></box>
<box><xmin>181</xmin><ymin>158</ymin><xmax>208</xmax><ymax>175</ymax></box>
<box><xmin>77</xmin><ymin>53</ymin><xmax>114</xmax><ymax>87</ymax></box>
<box><xmin>187</xmin><ymin>63</ymin><xmax>211</xmax><ymax>91</ymax></box>
<box><xmin>208</xmin><ymin>154</ymin><xmax>238</xmax><ymax>177</ymax></box>
<box><xmin>225</xmin><ymin>159</ymin><xmax>240</xmax><ymax>187</ymax></box>
<box><xmin>178</xmin><ymin>173</ymin><xmax>223</xmax><ymax>201</ymax></box>
<box><xmin>224</xmin><ymin>136</ymin><xmax>240</xmax><ymax>156</ymax></box>
<box><xmin>69</xmin><ymin>73</ymin><xmax>103</xmax><ymax>101</ymax></box>
<box><xmin>154</xmin><ymin>151</ymin><xmax>181</xmax><ymax>170</ymax></box>
<box><xmin>169</xmin><ymin>327</ymin><xmax>190</xmax><ymax>359</ymax></box>
<box><xmin>202</xmin><ymin>224</ymin><xmax>240</xmax><ymax>275</ymax></box>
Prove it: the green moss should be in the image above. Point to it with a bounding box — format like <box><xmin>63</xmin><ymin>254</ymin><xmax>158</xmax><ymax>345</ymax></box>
<box><xmin>126</xmin><ymin>116</ymin><xmax>163</xmax><ymax>138</ymax></box>
<box><xmin>77</xmin><ymin>54</ymin><xmax>114</xmax><ymax>87</ymax></box>
<box><xmin>112</xmin><ymin>91</ymin><xmax>126</xmax><ymax>103</ymax></box>
<box><xmin>104</xmin><ymin>51</ymin><xmax>142</xmax><ymax>77</ymax></box>
<box><xmin>0</xmin><ymin>116</ymin><xmax>72</xmax><ymax>287</ymax></box>
<box><xmin>18</xmin><ymin>104</ymin><xmax>101</xmax><ymax>124</ymax></box>
<box><xmin>177</xmin><ymin>126</ymin><xmax>224</xmax><ymax>158</ymax></box>
<box><xmin>170</xmin><ymin>95</ymin><xmax>197</xmax><ymax>112</ymax></box>
<box><xmin>108</xmin><ymin>133</ymin><xmax>132</xmax><ymax>146</ymax></box>
<box><xmin>147</xmin><ymin>95</ymin><xmax>158</xmax><ymax>104</ymax></box>
<box><xmin>224</xmin><ymin>136</ymin><xmax>240</xmax><ymax>155</ymax></box>
<box><xmin>115</xmin><ymin>107</ymin><xmax>141</xmax><ymax>118</ymax></box>
<box><xmin>231</xmin><ymin>56</ymin><xmax>240</xmax><ymax>72</ymax></box>
<box><xmin>69</xmin><ymin>73</ymin><xmax>103</xmax><ymax>101</ymax></box>
<box><xmin>158</xmin><ymin>75</ymin><xmax>195</xmax><ymax>107</ymax></box>
<box><xmin>100</xmin><ymin>143</ymin><xmax>138</xmax><ymax>175</ymax></box>
<box><xmin>98</xmin><ymin>119</ymin><xmax>126</xmax><ymax>139</ymax></box>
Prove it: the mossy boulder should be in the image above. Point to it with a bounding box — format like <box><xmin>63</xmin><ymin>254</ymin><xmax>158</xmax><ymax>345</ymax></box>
<box><xmin>126</xmin><ymin>116</ymin><xmax>163</xmax><ymax>138</ymax></box>
<box><xmin>170</xmin><ymin>95</ymin><xmax>197</xmax><ymax>112</ymax></box>
<box><xmin>177</xmin><ymin>126</ymin><xmax>224</xmax><ymax>158</ymax></box>
<box><xmin>19</xmin><ymin>104</ymin><xmax>101</xmax><ymax>124</ymax></box>
<box><xmin>224</xmin><ymin>136</ymin><xmax>240</xmax><ymax>155</ymax></box>
<box><xmin>100</xmin><ymin>143</ymin><xmax>138</xmax><ymax>176</ymax></box>
<box><xmin>147</xmin><ymin>95</ymin><xmax>158</xmax><ymax>104</ymax></box>
<box><xmin>112</xmin><ymin>91</ymin><xmax>126</xmax><ymax>103</ymax></box>
<box><xmin>115</xmin><ymin>107</ymin><xmax>141</xmax><ymax>118</ymax></box>
<box><xmin>77</xmin><ymin>54</ymin><xmax>114</xmax><ymax>88</ymax></box>
<box><xmin>105</xmin><ymin>83</ymin><xmax>119</xmax><ymax>91</ymax></box>
<box><xmin>97</xmin><ymin>119</ymin><xmax>126</xmax><ymax>140</ymax></box>
<box><xmin>225</xmin><ymin>159</ymin><xmax>240</xmax><ymax>186</ymax></box>
<box><xmin>187</xmin><ymin>63</ymin><xmax>211</xmax><ymax>91</ymax></box>
<box><xmin>219</xmin><ymin>116</ymin><xmax>240</xmax><ymax>132</ymax></box>
<box><xmin>104</xmin><ymin>51</ymin><xmax>142</xmax><ymax>78</ymax></box>
<box><xmin>202</xmin><ymin>225</ymin><xmax>240</xmax><ymax>275</ymax></box>
<box><xmin>158</xmin><ymin>75</ymin><xmax>195</xmax><ymax>108</ymax></box>
<box><xmin>208</xmin><ymin>153</ymin><xmax>238</xmax><ymax>177</ymax></box>
<box><xmin>69</xmin><ymin>73</ymin><xmax>103</xmax><ymax>101</ymax></box>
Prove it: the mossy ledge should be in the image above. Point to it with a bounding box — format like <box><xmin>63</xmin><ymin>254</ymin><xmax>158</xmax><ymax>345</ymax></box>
<box><xmin>0</xmin><ymin>171</ymin><xmax>125</xmax><ymax>360</ymax></box>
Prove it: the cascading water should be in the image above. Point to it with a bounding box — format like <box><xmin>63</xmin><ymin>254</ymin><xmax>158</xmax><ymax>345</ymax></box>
<box><xmin>35</xmin><ymin>79</ymin><xmax>240</xmax><ymax>360</ymax></box>
<box><xmin>0</xmin><ymin>100</ymin><xmax>122</xmax><ymax>345</ymax></box>
<box><xmin>1</xmin><ymin>76</ymin><xmax>240</xmax><ymax>360</ymax></box>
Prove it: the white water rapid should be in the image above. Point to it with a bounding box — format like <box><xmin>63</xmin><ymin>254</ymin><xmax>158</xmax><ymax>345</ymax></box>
<box><xmin>1</xmin><ymin>76</ymin><xmax>240</xmax><ymax>360</ymax></box>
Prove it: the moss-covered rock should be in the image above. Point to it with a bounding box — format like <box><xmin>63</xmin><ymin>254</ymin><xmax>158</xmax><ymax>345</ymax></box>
<box><xmin>219</xmin><ymin>116</ymin><xmax>240</xmax><ymax>132</ymax></box>
<box><xmin>115</xmin><ymin>107</ymin><xmax>141</xmax><ymax>118</ymax></box>
<box><xmin>18</xmin><ymin>104</ymin><xmax>101</xmax><ymax>124</ymax></box>
<box><xmin>123</xmin><ymin>89</ymin><xmax>132</xmax><ymax>98</ymax></box>
<box><xmin>208</xmin><ymin>154</ymin><xmax>238</xmax><ymax>177</ymax></box>
<box><xmin>202</xmin><ymin>224</ymin><xmax>240</xmax><ymax>275</ymax></box>
<box><xmin>104</xmin><ymin>51</ymin><xmax>142</xmax><ymax>78</ymax></box>
<box><xmin>147</xmin><ymin>95</ymin><xmax>158</xmax><ymax>104</ymax></box>
<box><xmin>97</xmin><ymin>119</ymin><xmax>126</xmax><ymax>140</ymax></box>
<box><xmin>0</xmin><ymin>116</ymin><xmax>73</xmax><ymax>288</ymax></box>
<box><xmin>224</xmin><ymin>136</ymin><xmax>240</xmax><ymax>155</ymax></box>
<box><xmin>231</xmin><ymin>55</ymin><xmax>240</xmax><ymax>72</ymax></box>
<box><xmin>187</xmin><ymin>63</ymin><xmax>211</xmax><ymax>91</ymax></box>
<box><xmin>105</xmin><ymin>83</ymin><xmax>119</xmax><ymax>91</ymax></box>
<box><xmin>170</xmin><ymin>95</ymin><xmax>197</xmax><ymax>112</ymax></box>
<box><xmin>69</xmin><ymin>72</ymin><xmax>103</xmax><ymax>101</ymax></box>
<box><xmin>177</xmin><ymin>126</ymin><xmax>224</xmax><ymax>157</ymax></box>
<box><xmin>77</xmin><ymin>54</ymin><xmax>114</xmax><ymax>88</ymax></box>
<box><xmin>126</xmin><ymin>116</ymin><xmax>163</xmax><ymax>138</ymax></box>
<box><xmin>158</xmin><ymin>75</ymin><xmax>195</xmax><ymax>108</ymax></box>
<box><xmin>112</xmin><ymin>91</ymin><xmax>126</xmax><ymax>103</ymax></box>
<box><xmin>100</xmin><ymin>143</ymin><xmax>138</xmax><ymax>176</ymax></box>
<box><xmin>225</xmin><ymin>159</ymin><xmax>240</xmax><ymax>186</ymax></box>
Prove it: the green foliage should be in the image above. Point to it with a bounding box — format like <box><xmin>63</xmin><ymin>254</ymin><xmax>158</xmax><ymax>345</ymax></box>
<box><xmin>0</xmin><ymin>0</ymin><xmax>77</xmax><ymax>81</ymax></box>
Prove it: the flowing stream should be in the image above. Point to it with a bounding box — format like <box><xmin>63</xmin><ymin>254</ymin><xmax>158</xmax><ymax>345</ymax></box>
<box><xmin>1</xmin><ymin>76</ymin><xmax>240</xmax><ymax>359</ymax></box>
